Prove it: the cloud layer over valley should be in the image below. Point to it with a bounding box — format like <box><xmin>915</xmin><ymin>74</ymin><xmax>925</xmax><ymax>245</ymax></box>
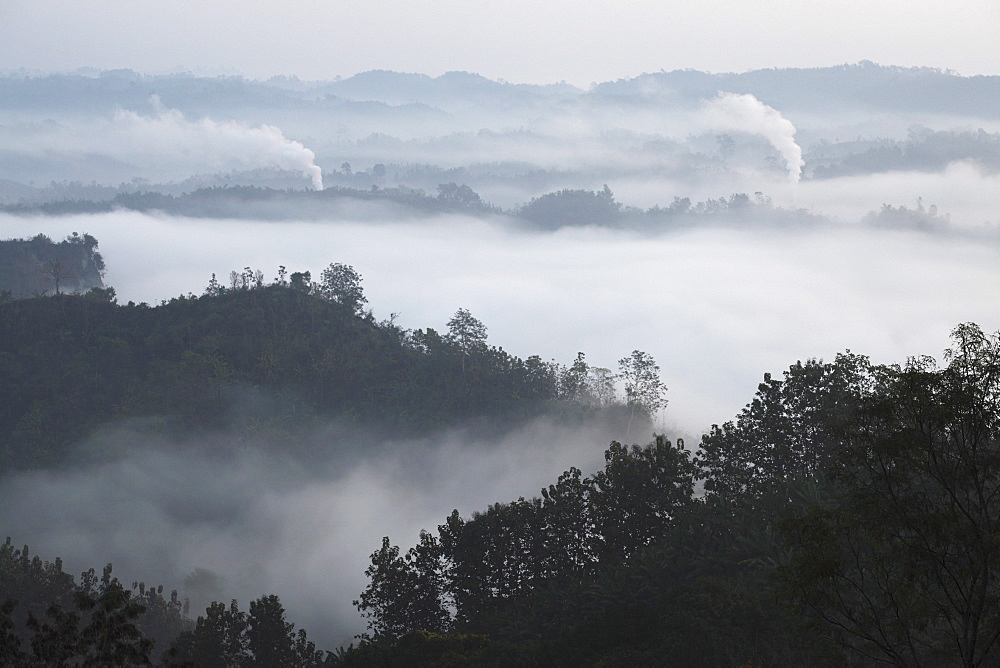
<box><xmin>0</xmin><ymin>416</ymin><xmax>624</xmax><ymax>648</ymax></box>
<box><xmin>4</xmin><ymin>209</ymin><xmax>997</xmax><ymax>435</ymax></box>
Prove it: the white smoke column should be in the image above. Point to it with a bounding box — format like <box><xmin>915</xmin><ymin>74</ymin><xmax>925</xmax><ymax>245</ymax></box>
<box><xmin>110</xmin><ymin>95</ymin><xmax>324</xmax><ymax>189</ymax></box>
<box><xmin>703</xmin><ymin>92</ymin><xmax>804</xmax><ymax>184</ymax></box>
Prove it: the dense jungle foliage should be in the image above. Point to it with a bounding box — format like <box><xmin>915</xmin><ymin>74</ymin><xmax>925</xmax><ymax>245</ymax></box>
<box><xmin>343</xmin><ymin>324</ymin><xmax>1000</xmax><ymax>667</ymax></box>
<box><xmin>0</xmin><ymin>256</ymin><xmax>630</xmax><ymax>473</ymax></box>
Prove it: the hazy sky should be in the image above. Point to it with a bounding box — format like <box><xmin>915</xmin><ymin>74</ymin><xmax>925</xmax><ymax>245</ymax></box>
<box><xmin>2</xmin><ymin>1</ymin><xmax>998</xmax><ymax>85</ymax></box>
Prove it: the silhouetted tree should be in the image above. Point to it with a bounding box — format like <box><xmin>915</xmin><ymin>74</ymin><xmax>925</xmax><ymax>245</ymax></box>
<box><xmin>780</xmin><ymin>324</ymin><xmax>1000</xmax><ymax>666</ymax></box>
<box><xmin>317</xmin><ymin>263</ymin><xmax>367</xmax><ymax>314</ymax></box>
<box><xmin>618</xmin><ymin>350</ymin><xmax>666</xmax><ymax>436</ymax></box>
<box><xmin>446</xmin><ymin>308</ymin><xmax>487</xmax><ymax>373</ymax></box>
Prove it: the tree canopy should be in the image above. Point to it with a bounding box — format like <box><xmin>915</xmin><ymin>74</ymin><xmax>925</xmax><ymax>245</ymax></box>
<box><xmin>347</xmin><ymin>324</ymin><xmax>1000</xmax><ymax>666</ymax></box>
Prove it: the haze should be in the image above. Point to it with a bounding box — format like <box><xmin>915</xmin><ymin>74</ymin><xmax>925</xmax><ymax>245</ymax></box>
<box><xmin>2</xmin><ymin>0</ymin><xmax>1000</xmax><ymax>654</ymax></box>
<box><xmin>3</xmin><ymin>1</ymin><xmax>999</xmax><ymax>84</ymax></box>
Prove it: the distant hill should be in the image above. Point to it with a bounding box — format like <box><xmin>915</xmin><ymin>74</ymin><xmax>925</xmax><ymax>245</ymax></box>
<box><xmin>313</xmin><ymin>69</ymin><xmax>581</xmax><ymax>107</ymax></box>
<box><xmin>592</xmin><ymin>61</ymin><xmax>1000</xmax><ymax>118</ymax></box>
<box><xmin>3</xmin><ymin>62</ymin><xmax>995</xmax><ymax>120</ymax></box>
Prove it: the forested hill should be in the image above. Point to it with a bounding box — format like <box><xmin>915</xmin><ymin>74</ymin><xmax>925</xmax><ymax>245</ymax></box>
<box><xmin>0</xmin><ymin>274</ymin><xmax>623</xmax><ymax>473</ymax></box>
<box><xmin>339</xmin><ymin>324</ymin><xmax>1000</xmax><ymax>666</ymax></box>
<box><xmin>0</xmin><ymin>233</ymin><xmax>105</xmax><ymax>298</ymax></box>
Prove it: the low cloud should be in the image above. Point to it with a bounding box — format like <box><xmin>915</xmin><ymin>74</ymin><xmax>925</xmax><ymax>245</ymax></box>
<box><xmin>0</xmin><ymin>415</ymin><xmax>624</xmax><ymax>649</ymax></box>
<box><xmin>3</xmin><ymin>208</ymin><xmax>998</xmax><ymax>434</ymax></box>
<box><xmin>798</xmin><ymin>160</ymin><xmax>1000</xmax><ymax>226</ymax></box>
<box><xmin>4</xmin><ymin>205</ymin><xmax>1000</xmax><ymax>648</ymax></box>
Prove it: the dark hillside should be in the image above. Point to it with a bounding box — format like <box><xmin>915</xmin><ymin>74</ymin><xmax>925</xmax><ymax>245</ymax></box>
<box><xmin>0</xmin><ymin>285</ymin><xmax>608</xmax><ymax>472</ymax></box>
<box><xmin>0</xmin><ymin>233</ymin><xmax>105</xmax><ymax>298</ymax></box>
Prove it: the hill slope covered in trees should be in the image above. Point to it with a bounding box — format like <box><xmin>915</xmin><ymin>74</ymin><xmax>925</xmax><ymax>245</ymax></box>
<box><xmin>0</xmin><ymin>256</ymin><xmax>629</xmax><ymax>473</ymax></box>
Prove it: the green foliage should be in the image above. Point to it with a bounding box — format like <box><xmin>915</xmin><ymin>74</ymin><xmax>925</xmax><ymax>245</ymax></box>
<box><xmin>813</xmin><ymin>127</ymin><xmax>1000</xmax><ymax>179</ymax></box>
<box><xmin>0</xmin><ymin>541</ymin><xmax>201</xmax><ymax>665</ymax></box>
<box><xmin>695</xmin><ymin>352</ymin><xmax>872</xmax><ymax>521</ymax></box>
<box><xmin>246</xmin><ymin>595</ymin><xmax>296</xmax><ymax>666</ymax></box>
<box><xmin>779</xmin><ymin>324</ymin><xmax>1000</xmax><ymax>665</ymax></box>
<box><xmin>445</xmin><ymin>308</ymin><xmax>487</xmax><ymax>356</ymax></box>
<box><xmin>3</xmin><ymin>182</ymin><xmax>835</xmax><ymax>231</ymax></box>
<box><xmin>130</xmin><ymin>583</ymin><xmax>188</xmax><ymax>662</ymax></box>
<box><xmin>357</xmin><ymin>436</ymin><xmax>703</xmax><ymax>653</ymax></box>
<box><xmin>864</xmin><ymin>199</ymin><xmax>949</xmax><ymax>230</ymax></box>
<box><xmin>436</xmin><ymin>183</ymin><xmax>488</xmax><ymax>211</ymax></box>
<box><xmin>0</xmin><ymin>276</ymin><xmax>609</xmax><ymax>472</ymax></box>
<box><xmin>165</xmin><ymin>599</ymin><xmax>247</xmax><ymax>666</ymax></box>
<box><xmin>440</xmin><ymin>498</ymin><xmax>548</xmax><ymax>629</ymax></box>
<box><xmin>4</xmin><ymin>562</ymin><xmax>155</xmax><ymax>666</ymax></box>
<box><xmin>74</xmin><ymin>564</ymin><xmax>154</xmax><ymax>666</ymax></box>
<box><xmin>617</xmin><ymin>350</ymin><xmax>666</xmax><ymax>436</ymax></box>
<box><xmin>355</xmin><ymin>534</ymin><xmax>450</xmax><ymax>642</ymax></box>
<box><xmin>352</xmin><ymin>325</ymin><xmax>1000</xmax><ymax>664</ymax></box>
<box><xmin>0</xmin><ymin>599</ymin><xmax>27</xmax><ymax>664</ymax></box>
<box><xmin>317</xmin><ymin>263</ymin><xmax>368</xmax><ymax>315</ymax></box>
<box><xmin>166</xmin><ymin>595</ymin><xmax>323</xmax><ymax>667</ymax></box>
<box><xmin>518</xmin><ymin>186</ymin><xmax>622</xmax><ymax>228</ymax></box>
<box><xmin>0</xmin><ymin>538</ymin><xmax>77</xmax><ymax>644</ymax></box>
<box><xmin>589</xmin><ymin>437</ymin><xmax>695</xmax><ymax>564</ymax></box>
<box><xmin>333</xmin><ymin>630</ymin><xmax>522</xmax><ymax>667</ymax></box>
<box><xmin>3</xmin><ymin>183</ymin><xmax>501</xmax><ymax>220</ymax></box>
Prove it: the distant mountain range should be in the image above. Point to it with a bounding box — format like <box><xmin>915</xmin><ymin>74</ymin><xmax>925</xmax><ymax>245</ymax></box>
<box><xmin>2</xmin><ymin>62</ymin><xmax>996</xmax><ymax>118</ymax></box>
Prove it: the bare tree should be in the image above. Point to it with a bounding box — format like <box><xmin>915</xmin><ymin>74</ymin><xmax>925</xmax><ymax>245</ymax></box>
<box><xmin>43</xmin><ymin>260</ymin><xmax>76</xmax><ymax>295</ymax></box>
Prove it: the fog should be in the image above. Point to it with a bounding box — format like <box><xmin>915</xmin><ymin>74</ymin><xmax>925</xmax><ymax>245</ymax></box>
<box><xmin>3</xmin><ymin>63</ymin><xmax>1000</xmax><ymax>654</ymax></box>
<box><xmin>4</xmin><ymin>208</ymin><xmax>998</xmax><ymax>434</ymax></box>
<box><xmin>0</xmin><ymin>415</ymin><xmax>624</xmax><ymax>648</ymax></box>
<box><xmin>6</xmin><ymin>206</ymin><xmax>999</xmax><ymax>645</ymax></box>
<box><xmin>5</xmin><ymin>206</ymin><xmax>999</xmax><ymax>645</ymax></box>
<box><xmin>799</xmin><ymin>161</ymin><xmax>1000</xmax><ymax>224</ymax></box>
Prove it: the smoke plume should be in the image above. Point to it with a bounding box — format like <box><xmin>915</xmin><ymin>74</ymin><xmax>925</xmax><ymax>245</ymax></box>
<box><xmin>703</xmin><ymin>92</ymin><xmax>804</xmax><ymax>183</ymax></box>
<box><xmin>0</xmin><ymin>96</ymin><xmax>324</xmax><ymax>189</ymax></box>
<box><xmin>123</xmin><ymin>95</ymin><xmax>324</xmax><ymax>189</ymax></box>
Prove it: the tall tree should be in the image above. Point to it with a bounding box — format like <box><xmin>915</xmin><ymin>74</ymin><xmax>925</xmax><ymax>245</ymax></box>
<box><xmin>355</xmin><ymin>534</ymin><xmax>450</xmax><ymax>641</ymax></box>
<box><xmin>446</xmin><ymin>308</ymin><xmax>487</xmax><ymax>373</ymax></box>
<box><xmin>43</xmin><ymin>260</ymin><xmax>75</xmax><ymax>295</ymax></box>
<box><xmin>618</xmin><ymin>350</ymin><xmax>667</xmax><ymax>435</ymax></box>
<box><xmin>246</xmin><ymin>595</ymin><xmax>296</xmax><ymax>667</ymax></box>
<box><xmin>74</xmin><ymin>565</ymin><xmax>153</xmax><ymax>667</ymax></box>
<box><xmin>780</xmin><ymin>324</ymin><xmax>1000</xmax><ymax>666</ymax></box>
<box><xmin>439</xmin><ymin>499</ymin><xmax>546</xmax><ymax>629</ymax></box>
<box><xmin>317</xmin><ymin>263</ymin><xmax>367</xmax><ymax>314</ymax></box>
<box><xmin>588</xmin><ymin>436</ymin><xmax>695</xmax><ymax>564</ymax></box>
<box><xmin>696</xmin><ymin>352</ymin><xmax>871</xmax><ymax>520</ymax></box>
<box><xmin>165</xmin><ymin>600</ymin><xmax>246</xmax><ymax>666</ymax></box>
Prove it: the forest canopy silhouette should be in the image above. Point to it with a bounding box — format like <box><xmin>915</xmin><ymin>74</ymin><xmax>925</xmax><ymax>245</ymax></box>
<box><xmin>3</xmin><ymin>237</ymin><xmax>1000</xmax><ymax>663</ymax></box>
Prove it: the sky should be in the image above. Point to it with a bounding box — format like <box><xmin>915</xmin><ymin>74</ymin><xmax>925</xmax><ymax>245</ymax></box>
<box><xmin>2</xmin><ymin>1</ymin><xmax>999</xmax><ymax>85</ymax></box>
